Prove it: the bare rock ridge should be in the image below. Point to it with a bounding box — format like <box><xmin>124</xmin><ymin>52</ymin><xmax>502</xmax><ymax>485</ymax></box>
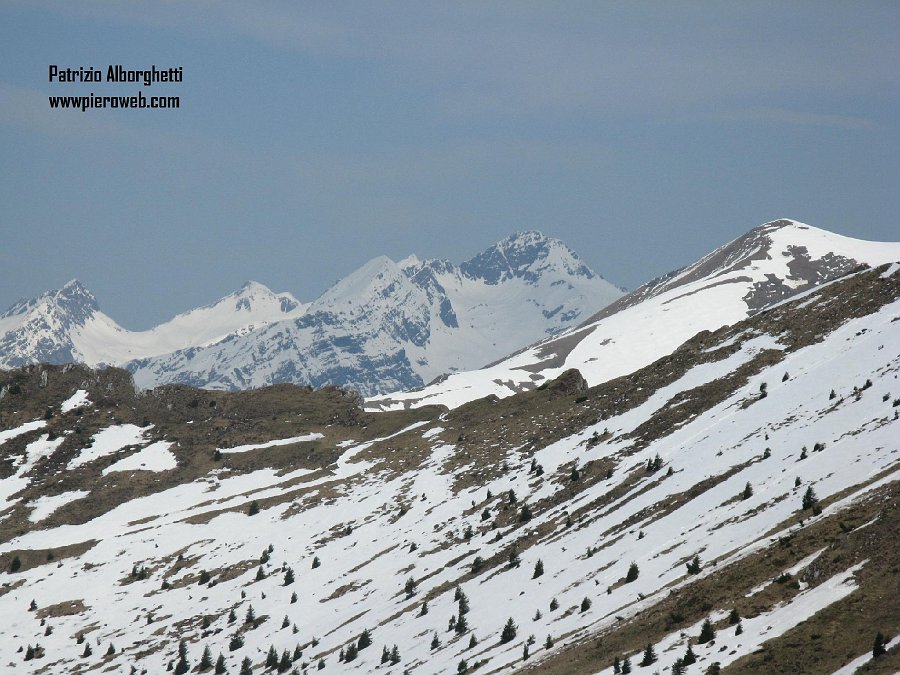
<box><xmin>0</xmin><ymin>232</ymin><xmax>622</xmax><ymax>396</ymax></box>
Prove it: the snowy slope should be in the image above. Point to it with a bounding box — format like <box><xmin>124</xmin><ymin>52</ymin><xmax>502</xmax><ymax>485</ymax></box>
<box><xmin>0</xmin><ymin>263</ymin><xmax>897</xmax><ymax>674</ymax></box>
<box><xmin>369</xmin><ymin>219</ymin><xmax>900</xmax><ymax>410</ymax></box>
<box><xmin>125</xmin><ymin>232</ymin><xmax>623</xmax><ymax>395</ymax></box>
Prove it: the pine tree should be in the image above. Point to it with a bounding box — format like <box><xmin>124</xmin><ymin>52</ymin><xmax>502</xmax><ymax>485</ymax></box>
<box><xmin>290</xmin><ymin>592</ymin><xmax>297</xmax><ymax>604</ymax></box>
<box><xmin>545</xmin><ymin>634</ymin><xmax>554</xmax><ymax>649</ymax></box>
<box><xmin>580</xmin><ymin>597</ymin><xmax>592</xmax><ymax>612</ymax></box>
<box><xmin>873</xmin><ymin>632</ymin><xmax>886</xmax><ymax>658</ymax></box>
<box><xmin>707</xmin><ymin>663</ymin><xmax>722</xmax><ymax>675</ymax></box>
<box><xmin>107</xmin><ymin>643</ymin><xmax>117</xmax><ymax>656</ymax></box>
<box><xmin>626</xmin><ymin>562</ymin><xmax>639</xmax><ymax>582</ymax></box>
<box><xmin>728</xmin><ymin>608</ymin><xmax>740</xmax><ymax>624</ymax></box>
<box><xmin>613</xmin><ymin>655</ymin><xmax>621</xmax><ymax>673</ymax></box>
<box><xmin>509</xmin><ymin>548</ymin><xmax>521</xmax><ymax>568</ymax></box>
<box><xmin>199</xmin><ymin>645</ymin><xmax>213</xmax><ymax>671</ymax></box>
<box><xmin>266</xmin><ymin>645</ymin><xmax>278</xmax><ymax>668</ymax></box>
<box><xmin>284</xmin><ymin>567</ymin><xmax>294</xmax><ymax>585</ymax></box>
<box><xmin>500</xmin><ymin>617</ymin><xmax>517</xmax><ymax>644</ymax></box>
<box><xmin>508</xmin><ymin>489</ymin><xmax>517</xmax><ymax>504</ymax></box>
<box><xmin>311</xmin><ymin>555</ymin><xmax>321</xmax><ymax>569</ymax></box>
<box><xmin>256</xmin><ymin>566</ymin><xmax>265</xmax><ymax>581</ymax></box>
<box><xmin>318</xmin><ymin>658</ymin><xmax>325</xmax><ymax>670</ymax></box>
<box><xmin>381</xmin><ymin>646</ymin><xmax>390</xmax><ymax>664</ymax></box>
<box><xmin>458</xmin><ymin>659</ymin><xmax>468</xmax><ymax>674</ymax></box>
<box><xmin>215</xmin><ymin>654</ymin><xmax>227</xmax><ymax>674</ymax></box>
<box><xmin>698</xmin><ymin>617</ymin><xmax>716</xmax><ymax>643</ymax></box>
<box><xmin>248</xmin><ymin>501</ymin><xmax>260</xmax><ymax>515</ymax></box>
<box><xmin>520</xmin><ymin>503</ymin><xmax>532</xmax><ymax>522</ymax></box>
<box><xmin>458</xmin><ymin>589</ymin><xmax>470</xmax><ymax>615</ymax></box>
<box><xmin>239</xmin><ymin>658</ymin><xmax>253</xmax><ymax>675</ymax></box>
<box><xmin>686</xmin><ymin>555</ymin><xmax>701</xmax><ymax>575</ymax></box>
<box><xmin>293</xmin><ymin>645</ymin><xmax>302</xmax><ymax>661</ymax></box>
<box><xmin>523</xmin><ymin>643</ymin><xmax>530</xmax><ymax>660</ymax></box>
<box><xmin>802</xmin><ymin>486</ymin><xmax>819</xmax><ymax>510</ymax></box>
<box><xmin>245</xmin><ymin>605</ymin><xmax>255</xmax><ymax>624</ymax></box>
<box><xmin>431</xmin><ymin>632</ymin><xmax>440</xmax><ymax>649</ymax></box>
<box><xmin>672</xmin><ymin>658</ymin><xmax>686</xmax><ymax>675</ymax></box>
<box><xmin>390</xmin><ymin>645</ymin><xmax>400</xmax><ymax>664</ymax></box>
<box><xmin>736</xmin><ymin>621</ymin><xmax>743</xmax><ymax>635</ymax></box>
<box><xmin>82</xmin><ymin>642</ymin><xmax>92</xmax><ymax>657</ymax></box>
<box><xmin>229</xmin><ymin>634</ymin><xmax>244</xmax><ymax>651</ymax></box>
<box><xmin>455</xmin><ymin>614</ymin><xmax>469</xmax><ymax>634</ymax></box>
<box><xmin>639</xmin><ymin>643</ymin><xmax>656</xmax><ymax>666</ymax></box>
<box><xmin>174</xmin><ymin>640</ymin><xmax>189</xmax><ymax>674</ymax></box>
<box><xmin>742</xmin><ymin>482</ymin><xmax>753</xmax><ymax>499</ymax></box>
<box><xmin>420</xmin><ymin>600</ymin><xmax>429</xmax><ymax>616</ymax></box>
<box><xmin>404</xmin><ymin>577</ymin><xmax>417</xmax><ymax>597</ymax></box>
<box><xmin>358</xmin><ymin>628</ymin><xmax>372</xmax><ymax>650</ymax></box>
<box><xmin>683</xmin><ymin>644</ymin><xmax>697</xmax><ymax>665</ymax></box>
<box><xmin>533</xmin><ymin>559</ymin><xmax>544</xmax><ymax>579</ymax></box>
<box><xmin>278</xmin><ymin>649</ymin><xmax>291</xmax><ymax>672</ymax></box>
<box><xmin>550</xmin><ymin>597</ymin><xmax>559</xmax><ymax>611</ymax></box>
<box><xmin>621</xmin><ymin>655</ymin><xmax>632</xmax><ymax>673</ymax></box>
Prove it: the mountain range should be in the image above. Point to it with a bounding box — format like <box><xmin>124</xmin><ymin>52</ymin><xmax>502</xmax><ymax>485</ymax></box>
<box><xmin>0</xmin><ymin>232</ymin><xmax>623</xmax><ymax>396</ymax></box>
<box><xmin>0</xmin><ymin>217</ymin><xmax>898</xmax><ymax>674</ymax></box>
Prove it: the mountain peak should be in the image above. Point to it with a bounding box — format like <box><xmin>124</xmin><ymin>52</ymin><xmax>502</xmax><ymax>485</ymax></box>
<box><xmin>460</xmin><ymin>230</ymin><xmax>594</xmax><ymax>285</ymax></box>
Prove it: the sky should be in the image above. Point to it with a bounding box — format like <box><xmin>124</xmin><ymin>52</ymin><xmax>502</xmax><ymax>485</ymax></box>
<box><xmin>1</xmin><ymin>2</ymin><xmax>898</xmax><ymax>329</ymax></box>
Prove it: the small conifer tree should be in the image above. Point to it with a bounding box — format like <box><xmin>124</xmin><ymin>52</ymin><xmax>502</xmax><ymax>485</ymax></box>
<box><xmin>580</xmin><ymin>597</ymin><xmax>592</xmax><ymax>612</ymax></box>
<box><xmin>358</xmin><ymin>628</ymin><xmax>372</xmax><ymax>650</ymax></box>
<box><xmin>686</xmin><ymin>555</ymin><xmax>701</xmax><ymax>575</ymax></box>
<box><xmin>500</xmin><ymin>617</ymin><xmax>517</xmax><ymax>644</ymax></box>
<box><xmin>728</xmin><ymin>608</ymin><xmax>740</xmax><ymax>625</ymax></box>
<box><xmin>229</xmin><ymin>634</ymin><xmax>244</xmax><ymax>651</ymax></box>
<box><xmin>639</xmin><ymin>643</ymin><xmax>656</xmax><ymax>666</ymax></box>
<box><xmin>550</xmin><ymin>597</ymin><xmax>559</xmax><ymax>611</ymax></box>
<box><xmin>215</xmin><ymin>654</ymin><xmax>227</xmax><ymax>674</ymax></box>
<box><xmin>533</xmin><ymin>559</ymin><xmax>544</xmax><ymax>578</ymax></box>
<box><xmin>683</xmin><ymin>644</ymin><xmax>696</xmax><ymax>665</ymax></box>
<box><xmin>239</xmin><ymin>657</ymin><xmax>253</xmax><ymax>675</ymax></box>
<box><xmin>431</xmin><ymin>632</ymin><xmax>440</xmax><ymax>649</ymax></box>
<box><xmin>199</xmin><ymin>645</ymin><xmax>213</xmax><ymax>671</ymax></box>
<box><xmin>698</xmin><ymin>617</ymin><xmax>716</xmax><ymax>643</ymax></box>
<box><xmin>469</xmin><ymin>633</ymin><xmax>477</xmax><ymax>649</ymax></box>
<box><xmin>621</xmin><ymin>655</ymin><xmax>632</xmax><ymax>673</ymax></box>
<box><xmin>626</xmin><ymin>562</ymin><xmax>639</xmax><ymax>582</ymax></box>
<box><xmin>873</xmin><ymin>632</ymin><xmax>886</xmax><ymax>658</ymax></box>
<box><xmin>545</xmin><ymin>634</ymin><xmax>554</xmax><ymax>649</ymax></box>
<box><xmin>174</xmin><ymin>640</ymin><xmax>189</xmax><ymax>674</ymax></box>
<box><xmin>390</xmin><ymin>644</ymin><xmax>400</xmax><ymax>664</ymax></box>
<box><xmin>742</xmin><ymin>482</ymin><xmax>753</xmax><ymax>499</ymax></box>
<box><xmin>311</xmin><ymin>555</ymin><xmax>321</xmax><ymax>568</ymax></box>
<box><xmin>284</xmin><ymin>567</ymin><xmax>294</xmax><ymax>585</ymax></box>
<box><xmin>802</xmin><ymin>486</ymin><xmax>819</xmax><ymax>510</ymax></box>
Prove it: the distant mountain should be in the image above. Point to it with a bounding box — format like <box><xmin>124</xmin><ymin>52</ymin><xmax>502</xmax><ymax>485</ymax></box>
<box><xmin>369</xmin><ymin>219</ymin><xmax>900</xmax><ymax>410</ymax></box>
<box><xmin>0</xmin><ymin>232</ymin><xmax>623</xmax><ymax>395</ymax></box>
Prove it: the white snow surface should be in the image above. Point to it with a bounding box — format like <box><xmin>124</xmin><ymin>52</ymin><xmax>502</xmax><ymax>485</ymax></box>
<box><xmin>67</xmin><ymin>423</ymin><xmax>148</xmax><ymax>469</ymax></box>
<box><xmin>0</xmin><ymin>270</ymin><xmax>897</xmax><ymax>674</ymax></box>
<box><xmin>369</xmin><ymin>219</ymin><xmax>900</xmax><ymax>410</ymax></box>
<box><xmin>102</xmin><ymin>441</ymin><xmax>178</xmax><ymax>474</ymax></box>
<box><xmin>27</xmin><ymin>490</ymin><xmax>90</xmax><ymax>523</ymax></box>
<box><xmin>60</xmin><ymin>389</ymin><xmax>90</xmax><ymax>412</ymax></box>
<box><xmin>218</xmin><ymin>433</ymin><xmax>324</xmax><ymax>455</ymax></box>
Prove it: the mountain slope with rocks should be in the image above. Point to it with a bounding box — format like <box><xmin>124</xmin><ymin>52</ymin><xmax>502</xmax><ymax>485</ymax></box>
<box><xmin>369</xmin><ymin>219</ymin><xmax>900</xmax><ymax>411</ymax></box>
<box><xmin>0</xmin><ymin>258</ymin><xmax>898</xmax><ymax>674</ymax></box>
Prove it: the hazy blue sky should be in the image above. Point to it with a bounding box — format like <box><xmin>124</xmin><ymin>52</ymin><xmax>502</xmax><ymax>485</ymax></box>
<box><xmin>1</xmin><ymin>2</ymin><xmax>898</xmax><ymax>329</ymax></box>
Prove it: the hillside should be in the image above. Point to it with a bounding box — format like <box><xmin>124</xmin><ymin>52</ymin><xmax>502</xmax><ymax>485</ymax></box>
<box><xmin>0</xmin><ymin>232</ymin><xmax>623</xmax><ymax>396</ymax></box>
<box><xmin>1</xmin><ymin>261</ymin><xmax>898</xmax><ymax>674</ymax></box>
<box><xmin>368</xmin><ymin>219</ymin><xmax>900</xmax><ymax>411</ymax></box>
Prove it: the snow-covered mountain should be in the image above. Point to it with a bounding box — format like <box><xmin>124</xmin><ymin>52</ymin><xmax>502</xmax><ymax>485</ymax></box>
<box><xmin>369</xmin><ymin>219</ymin><xmax>900</xmax><ymax>410</ymax></box>
<box><xmin>1</xmin><ymin>259</ymin><xmax>897</xmax><ymax>674</ymax></box>
<box><xmin>0</xmin><ymin>233</ymin><xmax>623</xmax><ymax>396</ymax></box>
<box><xmin>0</xmin><ymin>280</ymin><xmax>306</xmax><ymax>369</ymax></box>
